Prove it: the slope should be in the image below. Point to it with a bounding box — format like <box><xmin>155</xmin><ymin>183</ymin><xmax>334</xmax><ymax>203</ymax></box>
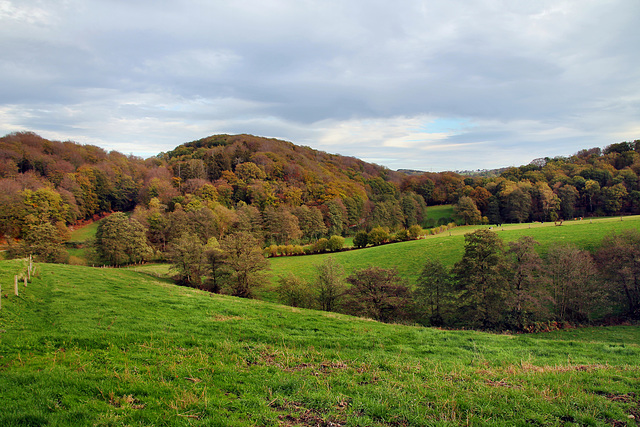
<box><xmin>0</xmin><ymin>260</ymin><xmax>638</xmax><ymax>426</ymax></box>
<box><xmin>269</xmin><ymin>214</ymin><xmax>640</xmax><ymax>285</ymax></box>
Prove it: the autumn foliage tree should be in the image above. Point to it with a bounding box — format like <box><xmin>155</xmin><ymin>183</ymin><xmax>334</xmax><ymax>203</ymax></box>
<box><xmin>595</xmin><ymin>229</ymin><xmax>640</xmax><ymax>319</ymax></box>
<box><xmin>415</xmin><ymin>259</ymin><xmax>453</xmax><ymax>326</ymax></box>
<box><xmin>95</xmin><ymin>212</ymin><xmax>152</xmax><ymax>266</ymax></box>
<box><xmin>220</xmin><ymin>231</ymin><xmax>269</xmax><ymax>298</ymax></box>
<box><xmin>344</xmin><ymin>266</ymin><xmax>411</xmax><ymax>323</ymax></box>
<box><xmin>313</xmin><ymin>257</ymin><xmax>346</xmax><ymax>312</ymax></box>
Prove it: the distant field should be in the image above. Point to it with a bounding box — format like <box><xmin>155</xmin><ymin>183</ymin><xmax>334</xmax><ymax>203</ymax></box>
<box><xmin>426</xmin><ymin>204</ymin><xmax>453</xmax><ymax>221</ymax></box>
<box><xmin>269</xmin><ymin>215</ymin><xmax>640</xmax><ymax>287</ymax></box>
<box><xmin>69</xmin><ymin>219</ymin><xmax>102</xmax><ymax>242</ymax></box>
<box><xmin>0</xmin><ymin>260</ymin><xmax>638</xmax><ymax>426</ymax></box>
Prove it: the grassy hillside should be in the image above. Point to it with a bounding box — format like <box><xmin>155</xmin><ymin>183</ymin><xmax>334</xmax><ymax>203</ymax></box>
<box><xmin>269</xmin><ymin>215</ymin><xmax>640</xmax><ymax>286</ymax></box>
<box><xmin>0</xmin><ymin>260</ymin><xmax>638</xmax><ymax>426</ymax></box>
<box><xmin>69</xmin><ymin>220</ymin><xmax>102</xmax><ymax>242</ymax></box>
<box><xmin>426</xmin><ymin>204</ymin><xmax>454</xmax><ymax>222</ymax></box>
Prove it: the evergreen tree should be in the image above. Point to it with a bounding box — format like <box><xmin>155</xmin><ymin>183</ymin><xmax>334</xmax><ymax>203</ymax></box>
<box><xmin>453</xmin><ymin>229</ymin><xmax>510</xmax><ymax>328</ymax></box>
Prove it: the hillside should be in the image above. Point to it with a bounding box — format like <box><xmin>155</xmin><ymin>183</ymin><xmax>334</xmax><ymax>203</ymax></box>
<box><xmin>0</xmin><ymin>260</ymin><xmax>638</xmax><ymax>426</ymax></box>
<box><xmin>269</xmin><ymin>215</ymin><xmax>640</xmax><ymax>285</ymax></box>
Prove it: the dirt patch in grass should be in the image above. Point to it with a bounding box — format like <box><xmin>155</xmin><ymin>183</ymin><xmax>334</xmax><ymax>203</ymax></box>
<box><xmin>105</xmin><ymin>392</ymin><xmax>145</xmax><ymax>410</ymax></box>
<box><xmin>256</xmin><ymin>350</ymin><xmax>351</xmax><ymax>375</ymax></box>
<box><xmin>209</xmin><ymin>314</ymin><xmax>245</xmax><ymax>321</ymax></box>
<box><xmin>271</xmin><ymin>399</ymin><xmax>345</xmax><ymax>427</ymax></box>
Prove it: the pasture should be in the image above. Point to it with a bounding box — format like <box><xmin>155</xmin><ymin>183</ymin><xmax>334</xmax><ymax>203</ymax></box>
<box><xmin>0</xmin><ymin>260</ymin><xmax>638</xmax><ymax>426</ymax></box>
<box><xmin>269</xmin><ymin>215</ymin><xmax>640</xmax><ymax>286</ymax></box>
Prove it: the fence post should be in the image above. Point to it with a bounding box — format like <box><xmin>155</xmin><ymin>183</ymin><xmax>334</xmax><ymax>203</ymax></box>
<box><xmin>24</xmin><ymin>276</ymin><xmax>27</xmax><ymax>288</ymax></box>
<box><xmin>14</xmin><ymin>275</ymin><xmax>18</xmax><ymax>296</ymax></box>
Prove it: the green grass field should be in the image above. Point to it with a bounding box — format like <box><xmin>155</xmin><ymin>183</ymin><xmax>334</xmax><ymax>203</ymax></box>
<box><xmin>69</xmin><ymin>220</ymin><xmax>102</xmax><ymax>242</ymax></box>
<box><xmin>426</xmin><ymin>204</ymin><xmax>454</xmax><ymax>221</ymax></box>
<box><xmin>0</xmin><ymin>260</ymin><xmax>638</xmax><ymax>426</ymax></box>
<box><xmin>269</xmin><ymin>215</ymin><xmax>640</xmax><ymax>288</ymax></box>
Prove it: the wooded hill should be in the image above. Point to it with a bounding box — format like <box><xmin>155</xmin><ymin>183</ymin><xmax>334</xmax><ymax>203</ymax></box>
<box><xmin>1</xmin><ymin>131</ymin><xmax>640</xmax><ymax>261</ymax></box>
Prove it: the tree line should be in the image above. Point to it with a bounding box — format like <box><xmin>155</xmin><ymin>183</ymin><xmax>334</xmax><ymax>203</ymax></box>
<box><xmin>2</xmin><ymin>131</ymin><xmax>640</xmax><ymax>267</ymax></box>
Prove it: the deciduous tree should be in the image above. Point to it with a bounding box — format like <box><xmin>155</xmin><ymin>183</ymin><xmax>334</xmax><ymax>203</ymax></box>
<box><xmin>415</xmin><ymin>259</ymin><xmax>453</xmax><ymax>326</ymax></box>
<box><xmin>595</xmin><ymin>230</ymin><xmax>640</xmax><ymax>318</ymax></box>
<box><xmin>313</xmin><ymin>257</ymin><xmax>346</xmax><ymax>312</ymax></box>
<box><xmin>220</xmin><ymin>231</ymin><xmax>269</xmax><ymax>298</ymax></box>
<box><xmin>505</xmin><ymin>236</ymin><xmax>549</xmax><ymax>329</ymax></box>
<box><xmin>453</xmin><ymin>196</ymin><xmax>481</xmax><ymax>225</ymax></box>
<box><xmin>546</xmin><ymin>244</ymin><xmax>602</xmax><ymax>322</ymax></box>
<box><xmin>276</xmin><ymin>273</ymin><xmax>312</xmax><ymax>308</ymax></box>
<box><xmin>96</xmin><ymin>212</ymin><xmax>152</xmax><ymax>266</ymax></box>
<box><xmin>169</xmin><ymin>232</ymin><xmax>206</xmax><ymax>287</ymax></box>
<box><xmin>344</xmin><ymin>266</ymin><xmax>411</xmax><ymax>323</ymax></box>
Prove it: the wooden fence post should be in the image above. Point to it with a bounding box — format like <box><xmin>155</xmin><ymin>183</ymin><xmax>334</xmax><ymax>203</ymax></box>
<box><xmin>14</xmin><ymin>275</ymin><xmax>18</xmax><ymax>296</ymax></box>
<box><xmin>24</xmin><ymin>276</ymin><xmax>27</xmax><ymax>288</ymax></box>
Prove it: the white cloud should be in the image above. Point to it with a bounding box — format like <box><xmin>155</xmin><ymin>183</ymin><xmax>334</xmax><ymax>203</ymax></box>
<box><xmin>0</xmin><ymin>0</ymin><xmax>639</xmax><ymax>171</ymax></box>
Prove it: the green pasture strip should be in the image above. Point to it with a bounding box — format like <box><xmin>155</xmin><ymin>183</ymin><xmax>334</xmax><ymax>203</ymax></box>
<box><xmin>122</xmin><ymin>263</ymin><xmax>173</xmax><ymax>278</ymax></box>
<box><xmin>68</xmin><ymin>220</ymin><xmax>102</xmax><ymax>242</ymax></box>
<box><xmin>269</xmin><ymin>215</ymin><xmax>640</xmax><ymax>286</ymax></box>
<box><xmin>0</xmin><ymin>262</ymin><xmax>638</xmax><ymax>426</ymax></box>
<box><xmin>426</xmin><ymin>204</ymin><xmax>454</xmax><ymax>221</ymax></box>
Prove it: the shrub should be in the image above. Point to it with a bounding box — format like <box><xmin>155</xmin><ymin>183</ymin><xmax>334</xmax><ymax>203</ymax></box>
<box><xmin>313</xmin><ymin>238</ymin><xmax>329</xmax><ymax>253</ymax></box>
<box><xmin>408</xmin><ymin>225</ymin><xmax>423</xmax><ymax>239</ymax></box>
<box><xmin>353</xmin><ymin>231</ymin><xmax>369</xmax><ymax>248</ymax></box>
<box><xmin>276</xmin><ymin>273</ymin><xmax>313</xmax><ymax>308</ymax></box>
<box><xmin>267</xmin><ymin>244</ymin><xmax>278</xmax><ymax>257</ymax></box>
<box><xmin>394</xmin><ymin>229</ymin><xmax>410</xmax><ymax>242</ymax></box>
<box><xmin>327</xmin><ymin>235</ymin><xmax>345</xmax><ymax>252</ymax></box>
<box><xmin>368</xmin><ymin>227</ymin><xmax>389</xmax><ymax>246</ymax></box>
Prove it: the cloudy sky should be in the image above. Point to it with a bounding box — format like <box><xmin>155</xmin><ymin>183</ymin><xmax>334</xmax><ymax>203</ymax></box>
<box><xmin>1</xmin><ymin>1</ymin><xmax>639</xmax><ymax>171</ymax></box>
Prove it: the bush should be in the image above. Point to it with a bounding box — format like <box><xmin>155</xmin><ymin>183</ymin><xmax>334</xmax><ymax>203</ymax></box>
<box><xmin>353</xmin><ymin>231</ymin><xmax>369</xmax><ymax>248</ymax></box>
<box><xmin>408</xmin><ymin>225</ymin><xmax>423</xmax><ymax>239</ymax></box>
<box><xmin>276</xmin><ymin>273</ymin><xmax>312</xmax><ymax>308</ymax></box>
<box><xmin>368</xmin><ymin>227</ymin><xmax>389</xmax><ymax>246</ymax></box>
<box><xmin>394</xmin><ymin>229</ymin><xmax>410</xmax><ymax>242</ymax></box>
<box><xmin>312</xmin><ymin>238</ymin><xmax>329</xmax><ymax>253</ymax></box>
<box><xmin>327</xmin><ymin>235</ymin><xmax>345</xmax><ymax>252</ymax></box>
<box><xmin>267</xmin><ymin>245</ymin><xmax>278</xmax><ymax>257</ymax></box>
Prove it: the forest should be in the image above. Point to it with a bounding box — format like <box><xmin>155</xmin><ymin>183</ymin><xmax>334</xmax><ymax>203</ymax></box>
<box><xmin>1</xmin><ymin>131</ymin><xmax>640</xmax><ymax>330</ymax></box>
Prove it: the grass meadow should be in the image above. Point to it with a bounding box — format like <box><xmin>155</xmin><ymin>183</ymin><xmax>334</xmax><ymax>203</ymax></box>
<box><xmin>425</xmin><ymin>204</ymin><xmax>454</xmax><ymax>221</ymax></box>
<box><xmin>268</xmin><ymin>215</ymin><xmax>640</xmax><ymax>288</ymax></box>
<box><xmin>69</xmin><ymin>220</ymin><xmax>102</xmax><ymax>242</ymax></box>
<box><xmin>0</xmin><ymin>259</ymin><xmax>638</xmax><ymax>426</ymax></box>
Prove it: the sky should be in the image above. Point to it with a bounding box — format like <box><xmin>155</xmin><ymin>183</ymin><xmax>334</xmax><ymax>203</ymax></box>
<box><xmin>1</xmin><ymin>0</ymin><xmax>639</xmax><ymax>172</ymax></box>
